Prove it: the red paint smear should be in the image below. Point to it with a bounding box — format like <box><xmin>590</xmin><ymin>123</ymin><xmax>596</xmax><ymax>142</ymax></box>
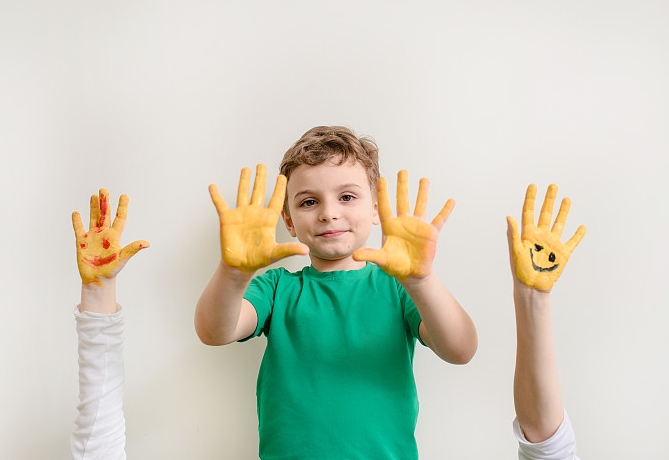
<box><xmin>98</xmin><ymin>194</ymin><xmax>108</xmax><ymax>227</ymax></box>
<box><xmin>102</xmin><ymin>239</ymin><xmax>111</xmax><ymax>249</ymax></box>
<box><xmin>80</xmin><ymin>243</ymin><xmax>87</xmax><ymax>249</ymax></box>
<box><xmin>83</xmin><ymin>253</ymin><xmax>117</xmax><ymax>267</ymax></box>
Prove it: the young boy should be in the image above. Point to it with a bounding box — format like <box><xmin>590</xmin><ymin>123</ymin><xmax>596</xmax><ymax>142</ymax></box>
<box><xmin>195</xmin><ymin>126</ymin><xmax>478</xmax><ymax>459</ymax></box>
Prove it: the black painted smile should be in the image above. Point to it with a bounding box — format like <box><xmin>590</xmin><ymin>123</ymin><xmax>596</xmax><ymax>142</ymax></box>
<box><xmin>529</xmin><ymin>245</ymin><xmax>559</xmax><ymax>272</ymax></box>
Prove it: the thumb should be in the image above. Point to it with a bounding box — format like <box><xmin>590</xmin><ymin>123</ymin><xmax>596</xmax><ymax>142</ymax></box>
<box><xmin>352</xmin><ymin>247</ymin><xmax>387</xmax><ymax>266</ymax></box>
<box><xmin>119</xmin><ymin>240</ymin><xmax>150</xmax><ymax>262</ymax></box>
<box><xmin>271</xmin><ymin>242</ymin><xmax>309</xmax><ymax>261</ymax></box>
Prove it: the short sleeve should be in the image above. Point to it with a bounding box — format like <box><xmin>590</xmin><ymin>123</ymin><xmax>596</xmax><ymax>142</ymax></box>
<box><xmin>242</xmin><ymin>268</ymin><xmax>283</xmax><ymax>340</ymax></box>
<box><xmin>396</xmin><ymin>282</ymin><xmax>425</xmax><ymax>346</ymax></box>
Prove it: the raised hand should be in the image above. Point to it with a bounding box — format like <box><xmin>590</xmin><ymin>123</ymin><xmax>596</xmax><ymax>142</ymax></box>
<box><xmin>507</xmin><ymin>184</ymin><xmax>586</xmax><ymax>291</ymax></box>
<box><xmin>209</xmin><ymin>164</ymin><xmax>308</xmax><ymax>274</ymax></box>
<box><xmin>72</xmin><ymin>189</ymin><xmax>149</xmax><ymax>286</ymax></box>
<box><xmin>353</xmin><ymin>170</ymin><xmax>455</xmax><ymax>282</ymax></box>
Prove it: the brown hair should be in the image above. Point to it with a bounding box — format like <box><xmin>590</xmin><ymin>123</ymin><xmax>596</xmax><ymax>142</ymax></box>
<box><xmin>279</xmin><ymin>126</ymin><xmax>379</xmax><ymax>213</ymax></box>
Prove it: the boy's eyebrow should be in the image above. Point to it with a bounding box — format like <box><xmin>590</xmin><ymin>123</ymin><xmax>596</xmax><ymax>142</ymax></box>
<box><xmin>292</xmin><ymin>183</ymin><xmax>364</xmax><ymax>200</ymax></box>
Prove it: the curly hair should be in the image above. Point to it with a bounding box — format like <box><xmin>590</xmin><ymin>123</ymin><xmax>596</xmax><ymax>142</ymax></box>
<box><xmin>279</xmin><ymin>126</ymin><xmax>379</xmax><ymax>213</ymax></box>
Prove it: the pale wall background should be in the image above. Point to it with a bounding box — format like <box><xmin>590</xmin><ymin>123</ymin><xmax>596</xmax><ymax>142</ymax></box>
<box><xmin>1</xmin><ymin>1</ymin><xmax>668</xmax><ymax>458</ymax></box>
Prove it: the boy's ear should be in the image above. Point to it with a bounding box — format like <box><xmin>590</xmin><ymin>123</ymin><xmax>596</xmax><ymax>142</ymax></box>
<box><xmin>281</xmin><ymin>210</ymin><xmax>297</xmax><ymax>237</ymax></box>
<box><xmin>372</xmin><ymin>200</ymin><xmax>380</xmax><ymax>225</ymax></box>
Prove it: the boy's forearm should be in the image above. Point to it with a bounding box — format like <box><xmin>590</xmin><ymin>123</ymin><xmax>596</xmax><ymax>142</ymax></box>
<box><xmin>513</xmin><ymin>283</ymin><xmax>564</xmax><ymax>442</ymax></box>
<box><xmin>195</xmin><ymin>261</ymin><xmax>254</xmax><ymax>345</ymax></box>
<box><xmin>402</xmin><ymin>273</ymin><xmax>478</xmax><ymax>364</ymax></box>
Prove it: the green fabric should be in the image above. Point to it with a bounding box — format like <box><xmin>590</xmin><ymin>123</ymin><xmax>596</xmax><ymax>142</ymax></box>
<box><xmin>243</xmin><ymin>263</ymin><xmax>424</xmax><ymax>460</ymax></box>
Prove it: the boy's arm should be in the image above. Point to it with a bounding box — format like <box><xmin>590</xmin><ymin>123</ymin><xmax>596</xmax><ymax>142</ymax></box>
<box><xmin>195</xmin><ymin>165</ymin><xmax>308</xmax><ymax>345</ymax></box>
<box><xmin>71</xmin><ymin>189</ymin><xmax>148</xmax><ymax>460</ymax></box>
<box><xmin>353</xmin><ymin>170</ymin><xmax>477</xmax><ymax>364</ymax></box>
<box><xmin>508</xmin><ymin>183</ymin><xmax>585</xmax><ymax>443</ymax></box>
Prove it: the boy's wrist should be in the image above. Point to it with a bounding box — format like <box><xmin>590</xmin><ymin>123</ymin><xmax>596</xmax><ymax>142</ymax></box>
<box><xmin>219</xmin><ymin>260</ymin><xmax>256</xmax><ymax>284</ymax></box>
<box><xmin>399</xmin><ymin>270</ymin><xmax>437</xmax><ymax>292</ymax></box>
<box><xmin>513</xmin><ymin>280</ymin><xmax>551</xmax><ymax>310</ymax></box>
<box><xmin>80</xmin><ymin>278</ymin><xmax>118</xmax><ymax>314</ymax></box>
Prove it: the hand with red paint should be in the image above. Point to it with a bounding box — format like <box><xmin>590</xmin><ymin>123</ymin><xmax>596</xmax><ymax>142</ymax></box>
<box><xmin>353</xmin><ymin>170</ymin><xmax>455</xmax><ymax>282</ymax></box>
<box><xmin>208</xmin><ymin>164</ymin><xmax>308</xmax><ymax>274</ymax></box>
<box><xmin>72</xmin><ymin>188</ymin><xmax>149</xmax><ymax>286</ymax></box>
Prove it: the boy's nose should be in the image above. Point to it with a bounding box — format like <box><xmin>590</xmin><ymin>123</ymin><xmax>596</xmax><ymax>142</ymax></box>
<box><xmin>318</xmin><ymin>204</ymin><xmax>339</xmax><ymax>222</ymax></box>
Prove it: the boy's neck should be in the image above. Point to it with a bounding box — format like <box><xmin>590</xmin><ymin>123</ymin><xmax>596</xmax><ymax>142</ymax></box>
<box><xmin>309</xmin><ymin>256</ymin><xmax>367</xmax><ymax>272</ymax></box>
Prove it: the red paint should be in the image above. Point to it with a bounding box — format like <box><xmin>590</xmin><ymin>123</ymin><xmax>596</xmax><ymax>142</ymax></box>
<box><xmin>102</xmin><ymin>238</ymin><xmax>111</xmax><ymax>249</ymax></box>
<box><xmin>80</xmin><ymin>243</ymin><xmax>87</xmax><ymax>249</ymax></box>
<box><xmin>83</xmin><ymin>253</ymin><xmax>117</xmax><ymax>267</ymax></box>
<box><xmin>98</xmin><ymin>193</ymin><xmax>108</xmax><ymax>226</ymax></box>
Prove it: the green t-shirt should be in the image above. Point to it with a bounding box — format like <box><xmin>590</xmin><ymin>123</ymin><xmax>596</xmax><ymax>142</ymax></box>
<box><xmin>243</xmin><ymin>263</ymin><xmax>424</xmax><ymax>460</ymax></box>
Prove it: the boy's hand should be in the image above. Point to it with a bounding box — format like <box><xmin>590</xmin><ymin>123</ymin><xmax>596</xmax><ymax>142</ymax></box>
<box><xmin>507</xmin><ymin>183</ymin><xmax>586</xmax><ymax>291</ymax></box>
<box><xmin>72</xmin><ymin>188</ymin><xmax>149</xmax><ymax>286</ymax></box>
<box><xmin>353</xmin><ymin>170</ymin><xmax>455</xmax><ymax>282</ymax></box>
<box><xmin>209</xmin><ymin>164</ymin><xmax>308</xmax><ymax>274</ymax></box>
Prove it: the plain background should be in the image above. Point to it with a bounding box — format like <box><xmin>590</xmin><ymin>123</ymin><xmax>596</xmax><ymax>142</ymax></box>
<box><xmin>1</xmin><ymin>1</ymin><xmax>668</xmax><ymax>458</ymax></box>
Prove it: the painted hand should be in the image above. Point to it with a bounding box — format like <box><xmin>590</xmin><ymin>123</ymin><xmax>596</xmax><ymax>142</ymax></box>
<box><xmin>353</xmin><ymin>170</ymin><xmax>455</xmax><ymax>282</ymax></box>
<box><xmin>209</xmin><ymin>164</ymin><xmax>308</xmax><ymax>274</ymax></box>
<box><xmin>72</xmin><ymin>189</ymin><xmax>149</xmax><ymax>285</ymax></box>
<box><xmin>507</xmin><ymin>184</ymin><xmax>586</xmax><ymax>291</ymax></box>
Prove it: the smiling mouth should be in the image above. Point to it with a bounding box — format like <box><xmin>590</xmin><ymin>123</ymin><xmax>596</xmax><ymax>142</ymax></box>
<box><xmin>318</xmin><ymin>230</ymin><xmax>347</xmax><ymax>238</ymax></box>
<box><xmin>529</xmin><ymin>248</ymin><xmax>559</xmax><ymax>272</ymax></box>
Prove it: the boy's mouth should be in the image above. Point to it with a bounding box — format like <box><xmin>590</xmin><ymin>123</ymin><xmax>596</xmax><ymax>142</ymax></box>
<box><xmin>318</xmin><ymin>230</ymin><xmax>347</xmax><ymax>238</ymax></box>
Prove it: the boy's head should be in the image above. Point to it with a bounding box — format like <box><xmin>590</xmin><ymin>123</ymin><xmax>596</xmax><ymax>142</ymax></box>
<box><xmin>279</xmin><ymin>126</ymin><xmax>379</xmax><ymax>214</ymax></box>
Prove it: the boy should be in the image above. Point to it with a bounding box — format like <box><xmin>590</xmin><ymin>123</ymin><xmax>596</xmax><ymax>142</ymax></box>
<box><xmin>195</xmin><ymin>126</ymin><xmax>478</xmax><ymax>459</ymax></box>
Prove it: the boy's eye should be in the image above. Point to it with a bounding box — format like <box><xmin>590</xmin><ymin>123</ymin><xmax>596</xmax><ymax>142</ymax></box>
<box><xmin>300</xmin><ymin>199</ymin><xmax>317</xmax><ymax>207</ymax></box>
<box><xmin>340</xmin><ymin>194</ymin><xmax>355</xmax><ymax>202</ymax></box>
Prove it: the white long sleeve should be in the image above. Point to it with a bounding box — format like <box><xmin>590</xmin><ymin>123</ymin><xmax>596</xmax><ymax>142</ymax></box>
<box><xmin>71</xmin><ymin>306</ymin><xmax>127</xmax><ymax>460</ymax></box>
<box><xmin>514</xmin><ymin>409</ymin><xmax>580</xmax><ymax>460</ymax></box>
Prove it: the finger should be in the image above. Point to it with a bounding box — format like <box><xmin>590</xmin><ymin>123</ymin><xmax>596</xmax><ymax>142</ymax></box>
<box><xmin>89</xmin><ymin>193</ymin><xmax>100</xmax><ymax>230</ymax></box>
<box><xmin>376</xmin><ymin>177</ymin><xmax>393</xmax><ymax>222</ymax></box>
<box><xmin>396</xmin><ymin>170</ymin><xmax>410</xmax><ymax>216</ymax></box>
<box><xmin>111</xmin><ymin>194</ymin><xmax>129</xmax><ymax>234</ymax></box>
<box><xmin>98</xmin><ymin>188</ymin><xmax>111</xmax><ymax>228</ymax></box>
<box><xmin>537</xmin><ymin>184</ymin><xmax>557</xmax><ymax>230</ymax></box>
<box><xmin>565</xmin><ymin>224</ymin><xmax>586</xmax><ymax>253</ymax></box>
<box><xmin>551</xmin><ymin>197</ymin><xmax>571</xmax><ymax>238</ymax></box>
<box><xmin>506</xmin><ymin>216</ymin><xmax>520</xmax><ymax>275</ymax></box>
<box><xmin>268</xmin><ymin>174</ymin><xmax>287</xmax><ymax>214</ymax></box>
<box><xmin>72</xmin><ymin>211</ymin><xmax>85</xmax><ymax>240</ymax></box>
<box><xmin>119</xmin><ymin>240</ymin><xmax>150</xmax><ymax>262</ymax></box>
<box><xmin>209</xmin><ymin>184</ymin><xmax>229</xmax><ymax>215</ymax></box>
<box><xmin>521</xmin><ymin>184</ymin><xmax>537</xmax><ymax>233</ymax></box>
<box><xmin>430</xmin><ymin>198</ymin><xmax>455</xmax><ymax>231</ymax></box>
<box><xmin>506</xmin><ymin>215</ymin><xmax>521</xmax><ymax>251</ymax></box>
<box><xmin>271</xmin><ymin>242</ymin><xmax>309</xmax><ymax>261</ymax></box>
<box><xmin>413</xmin><ymin>177</ymin><xmax>429</xmax><ymax>219</ymax></box>
<box><xmin>352</xmin><ymin>247</ymin><xmax>388</xmax><ymax>266</ymax></box>
<box><xmin>236</xmin><ymin>167</ymin><xmax>252</xmax><ymax>207</ymax></box>
<box><xmin>250</xmin><ymin>164</ymin><xmax>267</xmax><ymax>207</ymax></box>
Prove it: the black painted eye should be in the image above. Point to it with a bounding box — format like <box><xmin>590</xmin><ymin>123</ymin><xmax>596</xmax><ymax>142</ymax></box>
<box><xmin>534</xmin><ymin>244</ymin><xmax>544</xmax><ymax>251</ymax></box>
<box><xmin>549</xmin><ymin>252</ymin><xmax>556</xmax><ymax>263</ymax></box>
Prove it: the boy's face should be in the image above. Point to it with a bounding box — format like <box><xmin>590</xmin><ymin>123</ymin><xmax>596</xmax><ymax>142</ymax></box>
<box><xmin>282</xmin><ymin>159</ymin><xmax>379</xmax><ymax>271</ymax></box>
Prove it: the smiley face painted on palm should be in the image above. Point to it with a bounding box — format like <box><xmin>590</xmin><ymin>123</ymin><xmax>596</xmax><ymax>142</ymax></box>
<box><xmin>508</xmin><ymin>184</ymin><xmax>586</xmax><ymax>291</ymax></box>
<box><xmin>530</xmin><ymin>243</ymin><xmax>557</xmax><ymax>273</ymax></box>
